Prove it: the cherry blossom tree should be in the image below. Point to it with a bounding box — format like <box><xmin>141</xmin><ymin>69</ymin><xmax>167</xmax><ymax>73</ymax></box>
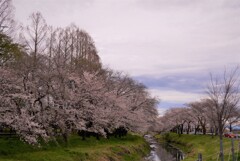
<box><xmin>0</xmin><ymin>11</ymin><xmax>159</xmax><ymax>145</ymax></box>
<box><xmin>207</xmin><ymin>67</ymin><xmax>240</xmax><ymax>161</ymax></box>
<box><xmin>188</xmin><ymin>100</ymin><xmax>209</xmax><ymax>135</ymax></box>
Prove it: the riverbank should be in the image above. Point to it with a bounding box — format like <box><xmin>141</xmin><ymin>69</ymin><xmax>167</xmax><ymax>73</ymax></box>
<box><xmin>0</xmin><ymin>134</ymin><xmax>150</xmax><ymax>161</ymax></box>
<box><xmin>156</xmin><ymin>133</ymin><xmax>240</xmax><ymax>161</ymax></box>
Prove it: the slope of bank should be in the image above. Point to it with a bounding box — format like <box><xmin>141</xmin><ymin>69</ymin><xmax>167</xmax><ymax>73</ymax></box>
<box><xmin>156</xmin><ymin>133</ymin><xmax>239</xmax><ymax>161</ymax></box>
<box><xmin>0</xmin><ymin>134</ymin><xmax>150</xmax><ymax>161</ymax></box>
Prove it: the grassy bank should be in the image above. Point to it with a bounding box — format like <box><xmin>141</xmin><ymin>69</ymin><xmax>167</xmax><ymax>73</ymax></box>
<box><xmin>156</xmin><ymin>133</ymin><xmax>239</xmax><ymax>161</ymax></box>
<box><xmin>0</xmin><ymin>134</ymin><xmax>150</xmax><ymax>161</ymax></box>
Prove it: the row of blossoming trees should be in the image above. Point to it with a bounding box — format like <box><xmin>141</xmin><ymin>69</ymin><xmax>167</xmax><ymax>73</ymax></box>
<box><xmin>0</xmin><ymin>0</ymin><xmax>159</xmax><ymax>145</ymax></box>
<box><xmin>159</xmin><ymin>68</ymin><xmax>240</xmax><ymax>161</ymax></box>
<box><xmin>160</xmin><ymin>68</ymin><xmax>240</xmax><ymax>136</ymax></box>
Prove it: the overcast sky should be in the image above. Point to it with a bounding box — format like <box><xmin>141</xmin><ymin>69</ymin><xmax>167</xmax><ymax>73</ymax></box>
<box><xmin>13</xmin><ymin>0</ymin><xmax>240</xmax><ymax>115</ymax></box>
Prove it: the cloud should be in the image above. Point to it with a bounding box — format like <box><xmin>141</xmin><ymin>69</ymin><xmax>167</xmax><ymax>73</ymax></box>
<box><xmin>157</xmin><ymin>107</ymin><xmax>167</xmax><ymax>117</ymax></box>
<box><xmin>96</xmin><ymin>0</ymin><xmax>240</xmax><ymax>77</ymax></box>
<box><xmin>13</xmin><ymin>0</ymin><xmax>240</xmax><ymax>108</ymax></box>
<box><xmin>149</xmin><ymin>88</ymin><xmax>204</xmax><ymax>104</ymax></box>
<box><xmin>157</xmin><ymin>102</ymin><xmax>188</xmax><ymax>116</ymax></box>
<box><xmin>135</xmin><ymin>73</ymin><xmax>208</xmax><ymax>93</ymax></box>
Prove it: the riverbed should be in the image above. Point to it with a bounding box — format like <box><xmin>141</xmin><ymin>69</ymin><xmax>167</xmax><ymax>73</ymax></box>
<box><xmin>144</xmin><ymin>135</ymin><xmax>184</xmax><ymax>161</ymax></box>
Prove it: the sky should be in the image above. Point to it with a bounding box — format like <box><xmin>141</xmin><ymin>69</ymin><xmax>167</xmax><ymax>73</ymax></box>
<box><xmin>13</xmin><ymin>0</ymin><xmax>240</xmax><ymax>115</ymax></box>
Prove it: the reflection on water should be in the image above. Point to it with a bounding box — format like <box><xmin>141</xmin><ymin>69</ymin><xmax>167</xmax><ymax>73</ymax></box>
<box><xmin>160</xmin><ymin>143</ymin><xmax>184</xmax><ymax>161</ymax></box>
<box><xmin>144</xmin><ymin>135</ymin><xmax>184</xmax><ymax>161</ymax></box>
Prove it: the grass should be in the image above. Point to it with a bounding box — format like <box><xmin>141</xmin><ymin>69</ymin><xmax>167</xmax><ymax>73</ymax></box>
<box><xmin>0</xmin><ymin>134</ymin><xmax>150</xmax><ymax>161</ymax></box>
<box><xmin>156</xmin><ymin>133</ymin><xmax>240</xmax><ymax>161</ymax></box>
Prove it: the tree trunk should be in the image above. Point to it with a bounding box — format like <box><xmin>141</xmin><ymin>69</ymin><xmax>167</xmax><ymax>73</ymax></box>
<box><xmin>62</xmin><ymin>132</ymin><xmax>69</xmax><ymax>145</ymax></box>
<box><xmin>202</xmin><ymin>125</ymin><xmax>206</xmax><ymax>135</ymax></box>
<box><xmin>219</xmin><ymin>123</ymin><xmax>224</xmax><ymax>161</ymax></box>
<box><xmin>96</xmin><ymin>134</ymin><xmax>100</xmax><ymax>140</ymax></box>
<box><xmin>180</xmin><ymin>124</ymin><xmax>184</xmax><ymax>134</ymax></box>
<box><xmin>230</xmin><ymin>123</ymin><xmax>232</xmax><ymax>132</ymax></box>
<box><xmin>82</xmin><ymin>131</ymin><xmax>86</xmax><ymax>140</ymax></box>
<box><xmin>194</xmin><ymin>125</ymin><xmax>199</xmax><ymax>135</ymax></box>
<box><xmin>211</xmin><ymin>127</ymin><xmax>214</xmax><ymax>138</ymax></box>
<box><xmin>215</xmin><ymin>128</ymin><xmax>219</xmax><ymax>136</ymax></box>
<box><xmin>177</xmin><ymin>125</ymin><xmax>181</xmax><ymax>137</ymax></box>
<box><xmin>187</xmin><ymin>123</ymin><xmax>190</xmax><ymax>134</ymax></box>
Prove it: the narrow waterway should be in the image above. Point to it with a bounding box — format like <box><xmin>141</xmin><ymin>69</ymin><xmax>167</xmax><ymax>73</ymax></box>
<box><xmin>144</xmin><ymin>135</ymin><xmax>184</xmax><ymax>161</ymax></box>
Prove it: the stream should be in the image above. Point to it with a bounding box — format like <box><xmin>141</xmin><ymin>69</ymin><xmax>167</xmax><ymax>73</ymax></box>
<box><xmin>144</xmin><ymin>135</ymin><xmax>184</xmax><ymax>161</ymax></box>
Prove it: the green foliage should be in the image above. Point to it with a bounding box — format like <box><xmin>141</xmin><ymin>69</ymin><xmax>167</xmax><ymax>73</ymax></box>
<box><xmin>157</xmin><ymin>133</ymin><xmax>239</xmax><ymax>161</ymax></box>
<box><xmin>0</xmin><ymin>33</ymin><xmax>23</xmax><ymax>66</ymax></box>
<box><xmin>0</xmin><ymin>134</ymin><xmax>149</xmax><ymax>161</ymax></box>
<box><xmin>73</xmin><ymin>57</ymin><xmax>102</xmax><ymax>73</ymax></box>
<box><xmin>162</xmin><ymin>133</ymin><xmax>171</xmax><ymax>143</ymax></box>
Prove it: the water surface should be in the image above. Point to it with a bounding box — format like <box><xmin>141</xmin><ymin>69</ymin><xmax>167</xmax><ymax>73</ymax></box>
<box><xmin>144</xmin><ymin>135</ymin><xmax>184</xmax><ymax>161</ymax></box>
